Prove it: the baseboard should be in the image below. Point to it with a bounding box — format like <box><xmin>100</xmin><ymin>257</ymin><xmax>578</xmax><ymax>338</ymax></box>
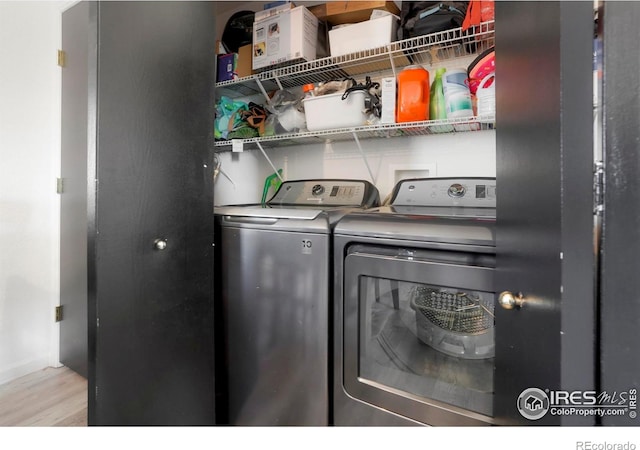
<box><xmin>0</xmin><ymin>355</ymin><xmax>49</xmax><ymax>386</ymax></box>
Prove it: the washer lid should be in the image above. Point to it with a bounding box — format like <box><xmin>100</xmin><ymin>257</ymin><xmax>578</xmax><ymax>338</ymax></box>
<box><xmin>386</xmin><ymin>205</ymin><xmax>496</xmax><ymax>219</ymax></box>
<box><xmin>214</xmin><ymin>179</ymin><xmax>381</xmax><ymax>222</ymax></box>
<box><xmin>334</xmin><ymin>210</ymin><xmax>495</xmax><ymax>247</ymax></box>
<box><xmin>214</xmin><ymin>205</ymin><xmax>323</xmax><ymax>220</ymax></box>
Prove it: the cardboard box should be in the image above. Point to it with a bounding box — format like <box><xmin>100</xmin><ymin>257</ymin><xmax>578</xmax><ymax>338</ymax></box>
<box><xmin>308</xmin><ymin>1</ymin><xmax>400</xmax><ymax>25</ymax></box>
<box><xmin>252</xmin><ymin>6</ymin><xmax>318</xmax><ymax>71</ymax></box>
<box><xmin>329</xmin><ymin>14</ymin><xmax>399</xmax><ymax>57</ymax></box>
<box><xmin>255</xmin><ymin>2</ymin><xmax>296</xmax><ymax>22</ymax></box>
<box><xmin>215</xmin><ymin>40</ymin><xmax>227</xmax><ymax>55</ymax></box>
<box><xmin>264</xmin><ymin>1</ymin><xmax>294</xmax><ymax>9</ymax></box>
<box><xmin>216</xmin><ymin>53</ymin><xmax>237</xmax><ymax>82</ymax></box>
<box><xmin>236</xmin><ymin>44</ymin><xmax>254</xmax><ymax>78</ymax></box>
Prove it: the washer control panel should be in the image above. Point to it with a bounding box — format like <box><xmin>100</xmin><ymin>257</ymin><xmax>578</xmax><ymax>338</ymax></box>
<box><xmin>269</xmin><ymin>180</ymin><xmax>375</xmax><ymax>206</ymax></box>
<box><xmin>392</xmin><ymin>178</ymin><xmax>496</xmax><ymax>207</ymax></box>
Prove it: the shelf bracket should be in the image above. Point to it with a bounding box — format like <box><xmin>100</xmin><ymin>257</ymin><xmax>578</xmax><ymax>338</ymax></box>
<box><xmin>352</xmin><ymin>131</ymin><xmax>376</xmax><ymax>184</ymax></box>
<box><xmin>219</xmin><ymin>166</ymin><xmax>236</xmax><ymax>188</ymax></box>
<box><xmin>213</xmin><ymin>153</ymin><xmax>236</xmax><ymax>188</ymax></box>
<box><xmin>386</xmin><ymin>44</ymin><xmax>397</xmax><ymax>78</ymax></box>
<box><xmin>254</xmin><ymin>77</ymin><xmax>272</xmax><ymax>106</ymax></box>
<box><xmin>255</xmin><ymin>141</ymin><xmax>285</xmax><ymax>183</ymax></box>
<box><xmin>274</xmin><ymin>75</ymin><xmax>283</xmax><ymax>91</ymax></box>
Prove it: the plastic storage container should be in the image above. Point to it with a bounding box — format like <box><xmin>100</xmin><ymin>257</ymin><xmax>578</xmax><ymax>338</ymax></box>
<box><xmin>443</xmin><ymin>68</ymin><xmax>474</xmax><ymax>119</ymax></box>
<box><xmin>475</xmin><ymin>73</ymin><xmax>495</xmax><ymax>123</ymax></box>
<box><xmin>303</xmin><ymin>83</ymin><xmax>315</xmax><ymax>98</ymax></box>
<box><xmin>303</xmin><ymin>91</ymin><xmax>368</xmax><ymax>131</ymax></box>
<box><xmin>328</xmin><ymin>15</ymin><xmax>399</xmax><ymax>57</ymax></box>
<box><xmin>396</xmin><ymin>65</ymin><xmax>430</xmax><ymax>123</ymax></box>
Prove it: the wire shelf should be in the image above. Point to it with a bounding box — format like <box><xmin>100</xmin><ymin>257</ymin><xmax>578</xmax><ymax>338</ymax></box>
<box><xmin>214</xmin><ymin>22</ymin><xmax>496</xmax><ymax>152</ymax></box>
<box><xmin>215</xmin><ymin>21</ymin><xmax>495</xmax><ymax>98</ymax></box>
<box><xmin>214</xmin><ymin>115</ymin><xmax>496</xmax><ymax>151</ymax></box>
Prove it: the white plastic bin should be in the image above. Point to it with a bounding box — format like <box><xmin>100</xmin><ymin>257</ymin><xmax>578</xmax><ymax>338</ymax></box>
<box><xmin>329</xmin><ymin>15</ymin><xmax>399</xmax><ymax>57</ymax></box>
<box><xmin>303</xmin><ymin>91</ymin><xmax>368</xmax><ymax>131</ymax></box>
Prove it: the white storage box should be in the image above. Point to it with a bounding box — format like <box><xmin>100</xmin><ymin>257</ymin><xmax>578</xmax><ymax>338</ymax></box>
<box><xmin>329</xmin><ymin>14</ymin><xmax>399</xmax><ymax>57</ymax></box>
<box><xmin>303</xmin><ymin>91</ymin><xmax>368</xmax><ymax>131</ymax></box>
<box><xmin>254</xmin><ymin>2</ymin><xmax>295</xmax><ymax>22</ymax></box>
<box><xmin>252</xmin><ymin>6</ymin><xmax>318</xmax><ymax>71</ymax></box>
<box><xmin>380</xmin><ymin>77</ymin><xmax>396</xmax><ymax>124</ymax></box>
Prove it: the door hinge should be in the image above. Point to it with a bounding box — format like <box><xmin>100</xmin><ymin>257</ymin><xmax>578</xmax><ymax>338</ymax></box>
<box><xmin>56</xmin><ymin>177</ymin><xmax>64</xmax><ymax>194</ymax></box>
<box><xmin>57</xmin><ymin>50</ymin><xmax>66</xmax><ymax>67</ymax></box>
<box><xmin>594</xmin><ymin>160</ymin><xmax>604</xmax><ymax>215</ymax></box>
<box><xmin>55</xmin><ymin>305</ymin><xmax>63</xmax><ymax>322</ymax></box>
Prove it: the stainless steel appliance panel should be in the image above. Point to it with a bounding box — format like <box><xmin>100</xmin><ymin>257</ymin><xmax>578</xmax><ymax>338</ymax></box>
<box><xmin>390</xmin><ymin>178</ymin><xmax>496</xmax><ymax>208</ymax></box>
<box><xmin>269</xmin><ymin>179</ymin><xmax>376</xmax><ymax>206</ymax></box>
<box><xmin>220</xmin><ymin>225</ymin><xmax>328</xmax><ymax>425</ymax></box>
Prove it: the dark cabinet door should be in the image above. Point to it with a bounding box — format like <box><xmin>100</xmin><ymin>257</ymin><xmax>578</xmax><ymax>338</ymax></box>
<box><xmin>600</xmin><ymin>1</ymin><xmax>640</xmax><ymax>426</ymax></box>
<box><xmin>87</xmin><ymin>1</ymin><xmax>217</xmax><ymax>425</ymax></box>
<box><xmin>60</xmin><ymin>0</ymin><xmax>89</xmax><ymax>379</ymax></box>
<box><xmin>495</xmin><ymin>1</ymin><xmax>596</xmax><ymax>425</ymax></box>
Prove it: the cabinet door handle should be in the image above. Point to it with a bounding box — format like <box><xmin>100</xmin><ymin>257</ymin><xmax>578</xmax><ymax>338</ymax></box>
<box><xmin>498</xmin><ymin>291</ymin><xmax>525</xmax><ymax>310</ymax></box>
<box><xmin>154</xmin><ymin>239</ymin><xmax>168</xmax><ymax>251</ymax></box>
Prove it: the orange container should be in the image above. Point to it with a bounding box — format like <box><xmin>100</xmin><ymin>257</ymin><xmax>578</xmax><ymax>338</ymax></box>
<box><xmin>396</xmin><ymin>65</ymin><xmax>430</xmax><ymax>123</ymax></box>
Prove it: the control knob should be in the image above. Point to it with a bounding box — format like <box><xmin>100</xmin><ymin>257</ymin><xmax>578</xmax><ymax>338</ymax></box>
<box><xmin>312</xmin><ymin>184</ymin><xmax>325</xmax><ymax>196</ymax></box>
<box><xmin>447</xmin><ymin>183</ymin><xmax>466</xmax><ymax>198</ymax></box>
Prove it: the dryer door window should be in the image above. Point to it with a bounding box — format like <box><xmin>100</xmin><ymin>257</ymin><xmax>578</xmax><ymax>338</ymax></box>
<box><xmin>343</xmin><ymin>249</ymin><xmax>495</xmax><ymax>423</ymax></box>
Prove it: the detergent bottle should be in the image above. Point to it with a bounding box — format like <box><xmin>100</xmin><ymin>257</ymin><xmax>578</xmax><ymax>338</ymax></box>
<box><xmin>396</xmin><ymin>65</ymin><xmax>430</xmax><ymax>123</ymax></box>
<box><xmin>429</xmin><ymin>67</ymin><xmax>453</xmax><ymax>132</ymax></box>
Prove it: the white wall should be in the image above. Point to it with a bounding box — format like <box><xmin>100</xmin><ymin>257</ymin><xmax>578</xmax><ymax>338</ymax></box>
<box><xmin>0</xmin><ymin>1</ymin><xmax>65</xmax><ymax>385</ymax></box>
<box><xmin>214</xmin><ymin>132</ymin><xmax>496</xmax><ymax>205</ymax></box>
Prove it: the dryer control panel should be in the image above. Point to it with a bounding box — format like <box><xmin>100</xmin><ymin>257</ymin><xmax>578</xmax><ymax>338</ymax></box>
<box><xmin>391</xmin><ymin>178</ymin><xmax>496</xmax><ymax>208</ymax></box>
<box><xmin>269</xmin><ymin>179</ymin><xmax>379</xmax><ymax>207</ymax></box>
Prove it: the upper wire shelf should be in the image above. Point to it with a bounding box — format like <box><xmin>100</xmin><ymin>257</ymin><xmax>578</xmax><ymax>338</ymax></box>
<box><xmin>215</xmin><ymin>21</ymin><xmax>495</xmax><ymax>98</ymax></box>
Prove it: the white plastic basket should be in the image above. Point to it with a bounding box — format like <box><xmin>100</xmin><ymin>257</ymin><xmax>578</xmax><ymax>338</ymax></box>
<box><xmin>303</xmin><ymin>91</ymin><xmax>368</xmax><ymax>132</ymax></box>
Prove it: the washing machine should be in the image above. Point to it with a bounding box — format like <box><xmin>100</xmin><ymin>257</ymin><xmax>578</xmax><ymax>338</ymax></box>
<box><xmin>214</xmin><ymin>179</ymin><xmax>379</xmax><ymax>426</ymax></box>
<box><xmin>333</xmin><ymin>177</ymin><xmax>497</xmax><ymax>426</ymax></box>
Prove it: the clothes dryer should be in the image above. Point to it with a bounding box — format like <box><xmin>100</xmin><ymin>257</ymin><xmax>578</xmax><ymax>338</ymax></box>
<box><xmin>333</xmin><ymin>177</ymin><xmax>496</xmax><ymax>426</ymax></box>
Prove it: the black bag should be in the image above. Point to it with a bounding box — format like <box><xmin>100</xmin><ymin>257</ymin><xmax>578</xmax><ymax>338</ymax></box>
<box><xmin>398</xmin><ymin>2</ymin><xmax>469</xmax><ymax>41</ymax></box>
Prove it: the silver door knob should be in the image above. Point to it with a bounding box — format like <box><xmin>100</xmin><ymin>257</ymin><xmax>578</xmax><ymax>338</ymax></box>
<box><xmin>499</xmin><ymin>291</ymin><xmax>525</xmax><ymax>310</ymax></box>
<box><xmin>154</xmin><ymin>239</ymin><xmax>167</xmax><ymax>250</ymax></box>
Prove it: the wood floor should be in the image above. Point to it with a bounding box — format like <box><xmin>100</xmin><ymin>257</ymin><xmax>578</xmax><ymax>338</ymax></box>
<box><xmin>0</xmin><ymin>367</ymin><xmax>87</xmax><ymax>426</ymax></box>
